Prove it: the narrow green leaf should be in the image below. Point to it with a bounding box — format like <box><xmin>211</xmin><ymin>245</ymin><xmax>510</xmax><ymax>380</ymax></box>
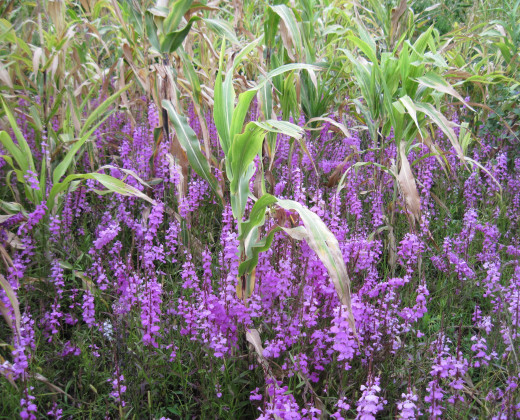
<box><xmin>53</xmin><ymin>110</ymin><xmax>116</xmax><ymax>185</ymax></box>
<box><xmin>0</xmin><ymin>131</ymin><xmax>25</xmax><ymax>173</ymax></box>
<box><xmin>1</xmin><ymin>98</ymin><xmax>35</xmax><ymax>173</ymax></box>
<box><xmin>47</xmin><ymin>173</ymin><xmax>156</xmax><ymax>212</ymax></box>
<box><xmin>203</xmin><ymin>18</ymin><xmax>239</xmax><ymax>44</ymax></box>
<box><xmin>269</xmin><ymin>5</ymin><xmax>302</xmax><ymax>60</ymax></box>
<box><xmin>162</xmin><ymin>100</ymin><xmax>220</xmax><ymax>196</ymax></box>
<box><xmin>179</xmin><ymin>48</ymin><xmax>202</xmax><ymax>105</ymax></box>
<box><xmin>79</xmin><ymin>83</ymin><xmax>132</xmax><ymax>138</ymax></box>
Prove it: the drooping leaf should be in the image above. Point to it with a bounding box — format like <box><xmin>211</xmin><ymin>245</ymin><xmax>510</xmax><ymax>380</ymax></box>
<box><xmin>416</xmin><ymin>72</ymin><xmax>474</xmax><ymax>111</ymax></box>
<box><xmin>269</xmin><ymin>5</ymin><xmax>302</xmax><ymax>60</ymax></box>
<box><xmin>397</xmin><ymin>143</ymin><xmax>421</xmax><ymax>224</ymax></box>
<box><xmin>276</xmin><ymin>199</ymin><xmax>354</xmax><ymax>333</ymax></box>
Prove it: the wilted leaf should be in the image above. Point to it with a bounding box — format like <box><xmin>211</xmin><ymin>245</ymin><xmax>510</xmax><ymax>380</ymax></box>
<box><xmin>397</xmin><ymin>143</ymin><xmax>421</xmax><ymax>224</ymax></box>
<box><xmin>276</xmin><ymin>199</ymin><xmax>355</xmax><ymax>333</ymax></box>
<box><xmin>0</xmin><ymin>274</ymin><xmax>21</xmax><ymax>340</ymax></box>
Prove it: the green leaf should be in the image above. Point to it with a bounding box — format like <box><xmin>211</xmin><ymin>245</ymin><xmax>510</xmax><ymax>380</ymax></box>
<box><xmin>53</xmin><ymin>111</ymin><xmax>114</xmax><ymax>185</ymax></box>
<box><xmin>79</xmin><ymin>83</ymin><xmax>132</xmax><ymax>138</ymax></box>
<box><xmin>269</xmin><ymin>5</ymin><xmax>302</xmax><ymax>60</ymax></box>
<box><xmin>232</xmin><ymin>38</ymin><xmax>261</xmax><ymax>71</ymax></box>
<box><xmin>163</xmin><ymin>0</ymin><xmax>194</xmax><ymax>33</ymax></box>
<box><xmin>145</xmin><ymin>11</ymin><xmax>161</xmax><ymax>52</ymax></box>
<box><xmin>413</xmin><ymin>102</ymin><xmax>464</xmax><ymax>160</ymax></box>
<box><xmin>416</xmin><ymin>72</ymin><xmax>474</xmax><ymax>111</ymax></box>
<box><xmin>47</xmin><ymin>173</ymin><xmax>156</xmax><ymax>212</ymax></box>
<box><xmin>214</xmin><ymin>62</ymin><xmax>234</xmax><ymax>155</ymax></box>
<box><xmin>161</xmin><ymin>17</ymin><xmax>200</xmax><ymax>53</ymax></box>
<box><xmin>0</xmin><ymin>131</ymin><xmax>26</xmax><ymax>173</ymax></box>
<box><xmin>256</xmin><ymin>120</ymin><xmax>304</xmax><ymax>139</ymax></box>
<box><xmin>258</xmin><ymin>63</ymin><xmax>320</xmax><ymax>90</ymax></box>
<box><xmin>230</xmin><ymin>89</ymin><xmax>257</xmax><ymax>144</ymax></box>
<box><xmin>239</xmin><ymin>193</ymin><xmax>278</xmax><ymax>242</ymax></box>
<box><xmin>1</xmin><ymin>98</ymin><xmax>35</xmax><ymax>173</ymax></box>
<box><xmin>179</xmin><ymin>48</ymin><xmax>202</xmax><ymax>105</ymax></box>
<box><xmin>239</xmin><ymin>226</ymin><xmax>282</xmax><ymax>276</ymax></box>
<box><xmin>162</xmin><ymin>100</ymin><xmax>220</xmax><ymax>196</ymax></box>
<box><xmin>203</xmin><ymin>18</ymin><xmax>239</xmax><ymax>44</ymax></box>
<box><xmin>347</xmin><ymin>35</ymin><xmax>378</xmax><ymax>65</ymax></box>
<box><xmin>229</xmin><ymin>122</ymin><xmax>266</xmax><ymax>219</ymax></box>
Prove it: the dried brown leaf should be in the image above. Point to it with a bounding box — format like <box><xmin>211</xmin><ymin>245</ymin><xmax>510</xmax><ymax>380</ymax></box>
<box><xmin>0</xmin><ymin>61</ymin><xmax>13</xmax><ymax>89</ymax></box>
<box><xmin>398</xmin><ymin>143</ymin><xmax>421</xmax><ymax>225</ymax></box>
<box><xmin>0</xmin><ymin>274</ymin><xmax>21</xmax><ymax>340</ymax></box>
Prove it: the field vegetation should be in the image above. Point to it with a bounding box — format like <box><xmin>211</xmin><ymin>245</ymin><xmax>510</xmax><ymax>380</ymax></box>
<box><xmin>0</xmin><ymin>0</ymin><xmax>519</xmax><ymax>418</ymax></box>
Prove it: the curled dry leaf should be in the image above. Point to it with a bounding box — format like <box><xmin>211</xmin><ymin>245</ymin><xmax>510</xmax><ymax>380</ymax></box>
<box><xmin>0</xmin><ymin>300</ymin><xmax>13</xmax><ymax>329</ymax></box>
<box><xmin>397</xmin><ymin>143</ymin><xmax>421</xmax><ymax>225</ymax></box>
<box><xmin>246</xmin><ymin>328</ymin><xmax>272</xmax><ymax>376</ymax></box>
<box><xmin>6</xmin><ymin>232</ymin><xmax>25</xmax><ymax>250</ymax></box>
<box><xmin>0</xmin><ymin>274</ymin><xmax>21</xmax><ymax>341</ymax></box>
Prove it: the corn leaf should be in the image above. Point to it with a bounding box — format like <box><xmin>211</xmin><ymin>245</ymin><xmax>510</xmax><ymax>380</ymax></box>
<box><xmin>162</xmin><ymin>100</ymin><xmax>220</xmax><ymax>197</ymax></box>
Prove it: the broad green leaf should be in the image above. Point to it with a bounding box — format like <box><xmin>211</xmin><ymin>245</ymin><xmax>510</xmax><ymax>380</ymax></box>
<box><xmin>257</xmin><ymin>63</ymin><xmax>321</xmax><ymax>90</ymax></box>
<box><xmin>164</xmin><ymin>0</ymin><xmax>194</xmax><ymax>33</ymax></box>
<box><xmin>213</xmin><ymin>41</ymin><xmax>234</xmax><ymax>156</ymax></box>
<box><xmin>144</xmin><ymin>11</ymin><xmax>161</xmax><ymax>52</ymax></box>
<box><xmin>399</xmin><ymin>95</ymin><xmax>420</xmax><ymax>132</ymax></box>
<box><xmin>239</xmin><ymin>226</ymin><xmax>282</xmax><ymax>276</ymax></box>
<box><xmin>413</xmin><ymin>102</ymin><xmax>463</xmax><ymax>160</ymax></box>
<box><xmin>255</xmin><ymin>120</ymin><xmax>304</xmax><ymax>139</ymax></box>
<box><xmin>229</xmin><ymin>123</ymin><xmax>266</xmax><ymax>219</ymax></box>
<box><xmin>231</xmin><ymin>163</ymin><xmax>256</xmax><ymax>227</ymax></box>
<box><xmin>230</xmin><ymin>89</ymin><xmax>258</xmax><ymax>148</ymax></box>
<box><xmin>240</xmin><ymin>193</ymin><xmax>278</xmax><ymax>242</ymax></box>
<box><xmin>347</xmin><ymin>35</ymin><xmax>378</xmax><ymax>65</ymax></box>
<box><xmin>161</xmin><ymin>17</ymin><xmax>200</xmax><ymax>53</ymax></box>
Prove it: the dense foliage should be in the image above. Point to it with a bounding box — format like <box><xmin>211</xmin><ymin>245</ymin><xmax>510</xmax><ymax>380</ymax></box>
<box><xmin>1</xmin><ymin>0</ymin><xmax>519</xmax><ymax>418</ymax></box>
